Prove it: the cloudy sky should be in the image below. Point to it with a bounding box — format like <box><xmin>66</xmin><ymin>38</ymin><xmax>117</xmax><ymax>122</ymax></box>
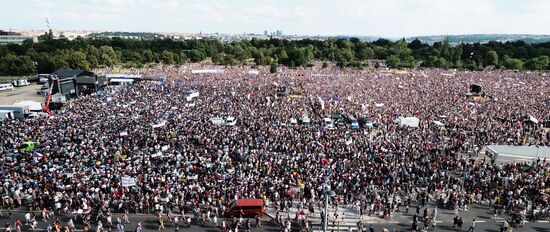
<box><xmin>2</xmin><ymin>0</ymin><xmax>549</xmax><ymax>37</ymax></box>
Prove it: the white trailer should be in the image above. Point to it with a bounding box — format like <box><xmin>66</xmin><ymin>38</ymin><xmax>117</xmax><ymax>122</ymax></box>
<box><xmin>0</xmin><ymin>110</ymin><xmax>15</xmax><ymax>121</ymax></box>
<box><xmin>0</xmin><ymin>105</ymin><xmax>30</xmax><ymax>118</ymax></box>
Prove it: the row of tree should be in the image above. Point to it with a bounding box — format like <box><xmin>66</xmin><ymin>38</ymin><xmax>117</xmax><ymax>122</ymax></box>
<box><xmin>1</xmin><ymin>32</ymin><xmax>550</xmax><ymax>76</ymax></box>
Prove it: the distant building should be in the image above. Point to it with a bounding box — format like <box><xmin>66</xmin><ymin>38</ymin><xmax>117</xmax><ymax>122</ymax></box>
<box><xmin>276</xmin><ymin>30</ymin><xmax>283</xmax><ymax>36</ymax></box>
<box><xmin>264</xmin><ymin>30</ymin><xmax>268</xmax><ymax>36</ymax></box>
<box><xmin>0</xmin><ymin>30</ymin><xmax>21</xmax><ymax>36</ymax></box>
<box><xmin>0</xmin><ymin>30</ymin><xmax>37</xmax><ymax>45</ymax></box>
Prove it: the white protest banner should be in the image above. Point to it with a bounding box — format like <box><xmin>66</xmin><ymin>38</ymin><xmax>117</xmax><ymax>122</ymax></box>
<box><xmin>121</xmin><ymin>176</ymin><xmax>136</xmax><ymax>187</ymax></box>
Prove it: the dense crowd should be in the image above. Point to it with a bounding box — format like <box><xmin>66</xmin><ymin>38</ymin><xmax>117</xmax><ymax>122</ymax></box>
<box><xmin>0</xmin><ymin>64</ymin><xmax>549</xmax><ymax>232</ymax></box>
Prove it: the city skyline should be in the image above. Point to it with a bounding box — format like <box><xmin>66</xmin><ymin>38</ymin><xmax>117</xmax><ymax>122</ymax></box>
<box><xmin>2</xmin><ymin>0</ymin><xmax>550</xmax><ymax>37</ymax></box>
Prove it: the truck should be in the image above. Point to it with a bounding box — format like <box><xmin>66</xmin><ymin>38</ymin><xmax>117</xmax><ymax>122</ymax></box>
<box><xmin>0</xmin><ymin>105</ymin><xmax>30</xmax><ymax>119</ymax></box>
<box><xmin>0</xmin><ymin>110</ymin><xmax>15</xmax><ymax>121</ymax></box>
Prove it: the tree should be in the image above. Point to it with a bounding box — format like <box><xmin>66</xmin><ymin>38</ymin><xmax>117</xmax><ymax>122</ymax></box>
<box><xmin>503</xmin><ymin>57</ymin><xmax>523</xmax><ymax>70</ymax></box>
<box><xmin>270</xmin><ymin>61</ymin><xmax>278</xmax><ymax>73</ymax></box>
<box><xmin>160</xmin><ymin>50</ymin><xmax>175</xmax><ymax>64</ymax></box>
<box><xmin>385</xmin><ymin>55</ymin><xmax>400</xmax><ymax>68</ymax></box>
<box><xmin>212</xmin><ymin>53</ymin><xmax>224</xmax><ymax>64</ymax></box>
<box><xmin>38</xmin><ymin>29</ymin><xmax>54</xmax><ymax>41</ymax></box>
<box><xmin>123</xmin><ymin>50</ymin><xmax>142</xmax><ymax>63</ymax></box>
<box><xmin>2</xmin><ymin>35</ymin><xmax>550</xmax><ymax>72</ymax></box>
<box><xmin>175</xmin><ymin>52</ymin><xmax>187</xmax><ymax>65</ymax></box>
<box><xmin>0</xmin><ymin>54</ymin><xmax>35</xmax><ymax>75</ymax></box>
<box><xmin>85</xmin><ymin>45</ymin><xmax>100</xmax><ymax>68</ymax></box>
<box><xmin>451</xmin><ymin>45</ymin><xmax>463</xmax><ymax>66</ymax></box>
<box><xmin>408</xmin><ymin>39</ymin><xmax>422</xmax><ymax>50</ymax></box>
<box><xmin>278</xmin><ymin>49</ymin><xmax>289</xmax><ymax>62</ymax></box>
<box><xmin>187</xmin><ymin>50</ymin><xmax>206</xmax><ymax>62</ymax></box>
<box><xmin>36</xmin><ymin>52</ymin><xmax>57</xmax><ymax>73</ymax></box>
<box><xmin>99</xmin><ymin>46</ymin><xmax>118</xmax><ymax>66</ymax></box>
<box><xmin>355</xmin><ymin>47</ymin><xmax>373</xmax><ymax>60</ymax></box>
<box><xmin>462</xmin><ymin>59</ymin><xmax>478</xmax><ymax>71</ymax></box>
<box><xmin>434</xmin><ymin>57</ymin><xmax>449</xmax><ymax>68</ymax></box>
<box><xmin>141</xmin><ymin>50</ymin><xmax>155</xmax><ymax>63</ymax></box>
<box><xmin>440</xmin><ymin>37</ymin><xmax>451</xmax><ymax>60</ymax></box>
<box><xmin>67</xmin><ymin>50</ymin><xmax>90</xmax><ymax>70</ymax></box>
<box><xmin>486</xmin><ymin>50</ymin><xmax>499</xmax><ymax>66</ymax></box>
<box><xmin>400</xmin><ymin>55</ymin><xmax>417</xmax><ymax>68</ymax></box>
<box><xmin>525</xmin><ymin>56</ymin><xmax>549</xmax><ymax>70</ymax></box>
<box><xmin>52</xmin><ymin>54</ymin><xmax>69</xmax><ymax>70</ymax></box>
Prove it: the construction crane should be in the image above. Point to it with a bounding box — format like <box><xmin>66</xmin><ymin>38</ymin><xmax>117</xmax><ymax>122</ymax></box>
<box><xmin>44</xmin><ymin>80</ymin><xmax>53</xmax><ymax>116</ymax></box>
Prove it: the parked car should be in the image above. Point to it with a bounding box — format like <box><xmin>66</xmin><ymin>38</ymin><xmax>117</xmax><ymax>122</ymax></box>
<box><xmin>37</xmin><ymin>84</ymin><xmax>50</xmax><ymax>96</ymax></box>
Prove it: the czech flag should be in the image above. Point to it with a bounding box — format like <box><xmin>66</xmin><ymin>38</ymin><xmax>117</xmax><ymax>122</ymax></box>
<box><xmin>32</xmin><ymin>151</ymin><xmax>44</xmax><ymax>159</ymax></box>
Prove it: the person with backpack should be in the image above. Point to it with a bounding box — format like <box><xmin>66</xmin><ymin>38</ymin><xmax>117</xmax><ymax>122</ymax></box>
<box><xmin>457</xmin><ymin>217</ymin><xmax>464</xmax><ymax>231</ymax></box>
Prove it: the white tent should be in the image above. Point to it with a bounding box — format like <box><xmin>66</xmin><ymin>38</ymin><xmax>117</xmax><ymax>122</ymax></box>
<box><xmin>192</xmin><ymin>69</ymin><xmax>224</xmax><ymax>74</ymax></box>
<box><xmin>105</xmin><ymin>74</ymin><xmax>142</xmax><ymax>79</ymax></box>
<box><xmin>14</xmin><ymin>100</ymin><xmax>42</xmax><ymax>111</ymax></box>
<box><xmin>395</xmin><ymin>116</ymin><xmax>420</xmax><ymax>128</ymax></box>
<box><xmin>433</xmin><ymin>121</ymin><xmax>445</xmax><ymax>127</ymax></box>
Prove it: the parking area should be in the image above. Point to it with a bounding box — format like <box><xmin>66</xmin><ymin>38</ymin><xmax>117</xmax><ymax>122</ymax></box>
<box><xmin>0</xmin><ymin>83</ymin><xmax>45</xmax><ymax>105</ymax></box>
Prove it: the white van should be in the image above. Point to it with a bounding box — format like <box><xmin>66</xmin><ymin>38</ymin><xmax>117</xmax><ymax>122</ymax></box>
<box><xmin>0</xmin><ymin>83</ymin><xmax>14</xmax><ymax>91</ymax></box>
<box><xmin>38</xmin><ymin>74</ymin><xmax>50</xmax><ymax>83</ymax></box>
<box><xmin>12</xmin><ymin>79</ymin><xmax>30</xmax><ymax>87</ymax></box>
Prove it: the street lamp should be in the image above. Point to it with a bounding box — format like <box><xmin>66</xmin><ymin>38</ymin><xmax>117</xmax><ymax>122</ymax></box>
<box><xmin>322</xmin><ymin>175</ymin><xmax>336</xmax><ymax>232</ymax></box>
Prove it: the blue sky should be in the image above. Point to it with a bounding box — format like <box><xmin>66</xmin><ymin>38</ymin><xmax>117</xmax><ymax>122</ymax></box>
<box><xmin>1</xmin><ymin>0</ymin><xmax>549</xmax><ymax>37</ymax></box>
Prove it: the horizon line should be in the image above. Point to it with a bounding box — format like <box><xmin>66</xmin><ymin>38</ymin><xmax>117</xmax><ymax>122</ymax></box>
<box><xmin>4</xmin><ymin>28</ymin><xmax>550</xmax><ymax>39</ymax></box>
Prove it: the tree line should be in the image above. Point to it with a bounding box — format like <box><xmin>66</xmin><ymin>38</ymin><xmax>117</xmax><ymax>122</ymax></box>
<box><xmin>1</xmin><ymin>31</ymin><xmax>550</xmax><ymax>76</ymax></box>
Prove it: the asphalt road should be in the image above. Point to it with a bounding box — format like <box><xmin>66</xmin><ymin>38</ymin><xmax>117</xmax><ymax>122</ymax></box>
<box><xmin>0</xmin><ymin>210</ymin><xmax>281</xmax><ymax>232</ymax></box>
<box><xmin>304</xmin><ymin>202</ymin><xmax>550</xmax><ymax>232</ymax></box>
<box><xmin>0</xmin><ymin>204</ymin><xmax>548</xmax><ymax>232</ymax></box>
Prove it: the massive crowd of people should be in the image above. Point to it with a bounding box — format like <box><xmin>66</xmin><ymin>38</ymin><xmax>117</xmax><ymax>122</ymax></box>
<box><xmin>0</xmin><ymin>63</ymin><xmax>548</xmax><ymax>231</ymax></box>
